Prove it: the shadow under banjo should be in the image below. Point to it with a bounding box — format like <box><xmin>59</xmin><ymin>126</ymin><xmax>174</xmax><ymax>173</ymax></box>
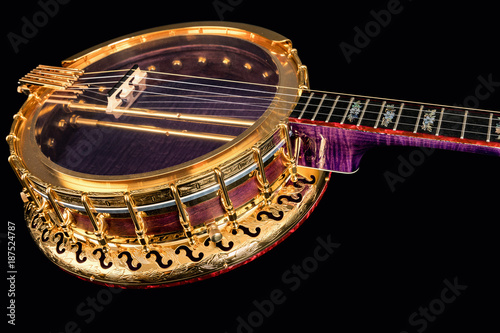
<box><xmin>7</xmin><ymin>22</ymin><xmax>499</xmax><ymax>287</ymax></box>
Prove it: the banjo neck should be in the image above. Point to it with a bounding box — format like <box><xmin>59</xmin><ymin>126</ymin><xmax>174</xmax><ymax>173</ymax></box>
<box><xmin>289</xmin><ymin>90</ymin><xmax>500</xmax><ymax>173</ymax></box>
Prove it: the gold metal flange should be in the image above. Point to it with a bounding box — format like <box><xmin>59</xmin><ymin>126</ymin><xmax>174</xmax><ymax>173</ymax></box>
<box><xmin>23</xmin><ymin>167</ymin><xmax>328</xmax><ymax>287</ymax></box>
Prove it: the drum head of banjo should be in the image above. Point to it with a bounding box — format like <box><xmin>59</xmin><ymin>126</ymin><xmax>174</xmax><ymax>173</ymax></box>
<box><xmin>8</xmin><ymin>22</ymin><xmax>329</xmax><ymax>287</ymax></box>
<box><xmin>38</xmin><ymin>34</ymin><xmax>279</xmax><ymax>176</ymax></box>
<box><xmin>17</xmin><ymin>23</ymin><xmax>302</xmax><ymax>192</ymax></box>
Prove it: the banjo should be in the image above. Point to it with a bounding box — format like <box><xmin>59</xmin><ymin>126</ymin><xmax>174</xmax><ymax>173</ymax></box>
<box><xmin>8</xmin><ymin>22</ymin><xmax>499</xmax><ymax>288</ymax></box>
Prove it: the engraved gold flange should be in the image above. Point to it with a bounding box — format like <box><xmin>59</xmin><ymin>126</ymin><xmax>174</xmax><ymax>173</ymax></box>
<box><xmin>24</xmin><ymin>167</ymin><xmax>328</xmax><ymax>287</ymax></box>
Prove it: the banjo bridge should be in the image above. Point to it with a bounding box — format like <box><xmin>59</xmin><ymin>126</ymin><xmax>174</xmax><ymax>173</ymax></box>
<box><xmin>106</xmin><ymin>64</ymin><xmax>147</xmax><ymax>118</ymax></box>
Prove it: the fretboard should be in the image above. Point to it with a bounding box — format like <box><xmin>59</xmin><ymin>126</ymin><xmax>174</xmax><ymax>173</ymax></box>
<box><xmin>289</xmin><ymin>90</ymin><xmax>500</xmax><ymax>173</ymax></box>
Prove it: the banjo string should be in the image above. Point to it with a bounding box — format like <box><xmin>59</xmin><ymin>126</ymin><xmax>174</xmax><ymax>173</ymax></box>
<box><xmin>45</xmin><ymin>69</ymin><xmax>499</xmax><ymax>138</ymax></box>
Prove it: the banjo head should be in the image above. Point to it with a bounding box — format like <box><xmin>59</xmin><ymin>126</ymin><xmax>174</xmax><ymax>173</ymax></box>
<box><xmin>8</xmin><ymin>22</ymin><xmax>329</xmax><ymax>287</ymax></box>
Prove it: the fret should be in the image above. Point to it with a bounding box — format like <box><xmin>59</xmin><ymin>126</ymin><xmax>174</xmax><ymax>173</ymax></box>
<box><xmin>373</xmin><ymin>101</ymin><xmax>386</xmax><ymax>129</ymax></box>
<box><xmin>290</xmin><ymin>91</ymin><xmax>315</xmax><ymax>119</ymax></box>
<box><xmin>435</xmin><ymin>108</ymin><xmax>445</xmax><ymax>136</ymax></box>
<box><xmin>313</xmin><ymin>94</ymin><xmax>337</xmax><ymax>122</ymax></box>
<box><xmin>392</xmin><ymin>103</ymin><xmax>404</xmax><ymax>130</ymax></box>
<box><xmin>389</xmin><ymin>102</ymin><xmax>419</xmax><ymax>132</ymax></box>
<box><xmin>340</xmin><ymin>97</ymin><xmax>355</xmax><ymax>124</ymax></box>
<box><xmin>311</xmin><ymin>94</ymin><xmax>326</xmax><ymax>121</ymax></box>
<box><xmin>436</xmin><ymin>108</ymin><xmax>460</xmax><ymax>138</ymax></box>
<box><xmin>360</xmin><ymin>99</ymin><xmax>385</xmax><ymax>128</ymax></box>
<box><xmin>298</xmin><ymin>92</ymin><xmax>314</xmax><ymax>119</ymax></box>
<box><xmin>313</xmin><ymin>94</ymin><xmax>336</xmax><ymax>122</ymax></box>
<box><xmin>496</xmin><ymin>116</ymin><xmax>500</xmax><ymax>140</ymax></box>
<box><xmin>485</xmin><ymin>113</ymin><xmax>500</xmax><ymax>143</ymax></box>
<box><xmin>325</xmin><ymin>95</ymin><xmax>340</xmax><ymax>123</ymax></box>
<box><xmin>487</xmin><ymin>113</ymin><xmax>493</xmax><ymax>142</ymax></box>
<box><xmin>414</xmin><ymin>105</ymin><xmax>425</xmax><ymax>133</ymax></box>
<box><xmin>460</xmin><ymin>110</ymin><xmax>468</xmax><ymax>139</ymax></box>
<box><xmin>327</xmin><ymin>95</ymin><xmax>350</xmax><ymax>123</ymax></box>
<box><xmin>356</xmin><ymin>99</ymin><xmax>370</xmax><ymax>126</ymax></box>
<box><xmin>465</xmin><ymin>110</ymin><xmax>495</xmax><ymax>142</ymax></box>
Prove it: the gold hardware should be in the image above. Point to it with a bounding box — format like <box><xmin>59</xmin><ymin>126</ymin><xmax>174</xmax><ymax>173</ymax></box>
<box><xmin>70</xmin><ymin>115</ymin><xmax>236</xmax><ymax>142</ymax></box>
<box><xmin>12</xmin><ymin>167</ymin><xmax>51</xmax><ymax>229</ymax></box>
<box><xmin>46</xmin><ymin>187</ymin><xmax>74</xmax><ymax>240</ymax></box>
<box><xmin>81</xmin><ymin>194</ymin><xmax>109</xmax><ymax>251</ymax></box>
<box><xmin>66</xmin><ymin>101</ymin><xmax>254</xmax><ymax>127</ymax></box>
<box><xmin>170</xmin><ymin>184</ymin><xmax>196</xmax><ymax>245</ymax></box>
<box><xmin>206</xmin><ymin>222</ymin><xmax>223</xmax><ymax>243</ymax></box>
<box><xmin>8</xmin><ymin>155</ymin><xmax>43</xmax><ymax>209</ymax></box>
<box><xmin>21</xmin><ymin>173</ymin><xmax>44</xmax><ymax>211</ymax></box>
<box><xmin>279</xmin><ymin>123</ymin><xmax>298</xmax><ymax>182</ymax></box>
<box><xmin>293</xmin><ymin>135</ymin><xmax>303</xmax><ymax>171</ymax></box>
<box><xmin>37</xmin><ymin>65</ymin><xmax>83</xmax><ymax>75</ymax></box>
<box><xmin>172</xmin><ymin>59</ymin><xmax>183</xmax><ymax>69</ymax></box>
<box><xmin>18</xmin><ymin>65</ymin><xmax>84</xmax><ymax>94</ymax></box>
<box><xmin>298</xmin><ymin>65</ymin><xmax>309</xmax><ymax>90</ymax></box>
<box><xmin>124</xmin><ymin>193</ymin><xmax>150</xmax><ymax>252</ymax></box>
<box><xmin>272</xmin><ymin>38</ymin><xmax>293</xmax><ymax>53</ymax></box>
<box><xmin>290</xmin><ymin>48</ymin><xmax>309</xmax><ymax>90</ymax></box>
<box><xmin>214</xmin><ymin>168</ymin><xmax>238</xmax><ymax>229</ymax></box>
<box><xmin>252</xmin><ymin>146</ymin><xmax>271</xmax><ymax>204</ymax></box>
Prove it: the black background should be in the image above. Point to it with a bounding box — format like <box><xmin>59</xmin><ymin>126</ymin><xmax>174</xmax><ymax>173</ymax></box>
<box><xmin>3</xmin><ymin>1</ymin><xmax>499</xmax><ymax>332</ymax></box>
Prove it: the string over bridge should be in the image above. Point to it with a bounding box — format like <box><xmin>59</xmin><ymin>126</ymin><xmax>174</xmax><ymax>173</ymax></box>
<box><xmin>106</xmin><ymin>64</ymin><xmax>147</xmax><ymax>118</ymax></box>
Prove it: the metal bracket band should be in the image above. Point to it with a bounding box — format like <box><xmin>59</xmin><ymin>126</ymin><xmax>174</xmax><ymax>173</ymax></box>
<box><xmin>214</xmin><ymin>168</ymin><xmax>238</xmax><ymax>230</ymax></box>
<box><xmin>8</xmin><ymin>155</ymin><xmax>44</xmax><ymax>210</ymax></box>
<box><xmin>252</xmin><ymin>146</ymin><xmax>271</xmax><ymax>204</ymax></box>
<box><xmin>279</xmin><ymin>122</ymin><xmax>298</xmax><ymax>182</ymax></box>
<box><xmin>46</xmin><ymin>187</ymin><xmax>74</xmax><ymax>239</ymax></box>
<box><xmin>81</xmin><ymin>194</ymin><xmax>109</xmax><ymax>251</ymax></box>
<box><xmin>170</xmin><ymin>184</ymin><xmax>196</xmax><ymax>245</ymax></box>
<box><xmin>124</xmin><ymin>193</ymin><xmax>150</xmax><ymax>252</ymax></box>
